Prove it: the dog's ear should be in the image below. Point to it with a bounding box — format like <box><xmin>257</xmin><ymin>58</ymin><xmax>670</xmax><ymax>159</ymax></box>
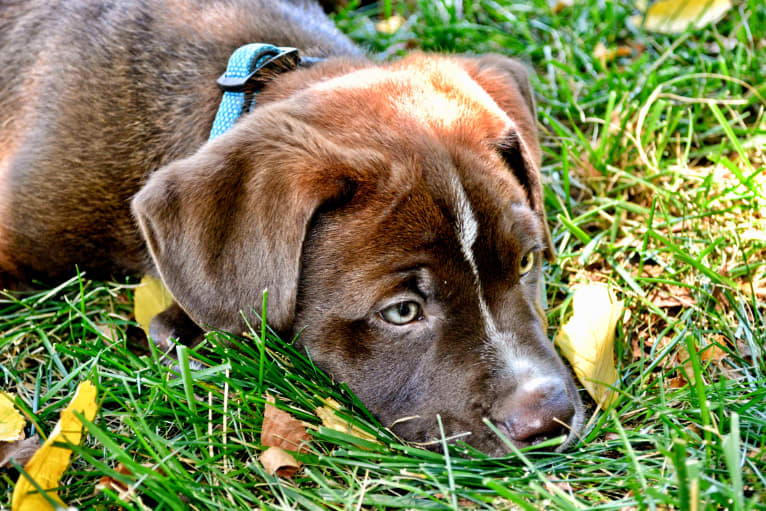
<box><xmin>132</xmin><ymin>122</ymin><xmax>354</xmax><ymax>333</ymax></box>
<box><xmin>464</xmin><ymin>55</ymin><xmax>554</xmax><ymax>261</ymax></box>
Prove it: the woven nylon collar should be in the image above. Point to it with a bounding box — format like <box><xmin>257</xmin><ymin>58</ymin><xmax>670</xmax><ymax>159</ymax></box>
<box><xmin>210</xmin><ymin>43</ymin><xmax>320</xmax><ymax>139</ymax></box>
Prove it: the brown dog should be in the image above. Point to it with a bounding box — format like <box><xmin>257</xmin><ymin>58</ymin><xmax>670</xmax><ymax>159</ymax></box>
<box><xmin>0</xmin><ymin>0</ymin><xmax>583</xmax><ymax>455</ymax></box>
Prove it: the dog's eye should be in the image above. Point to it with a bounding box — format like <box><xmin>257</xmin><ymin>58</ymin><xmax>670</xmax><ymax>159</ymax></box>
<box><xmin>380</xmin><ymin>301</ymin><xmax>422</xmax><ymax>325</ymax></box>
<box><xmin>519</xmin><ymin>251</ymin><xmax>535</xmax><ymax>276</ymax></box>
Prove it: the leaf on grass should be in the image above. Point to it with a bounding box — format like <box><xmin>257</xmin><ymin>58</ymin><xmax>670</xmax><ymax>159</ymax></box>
<box><xmin>375</xmin><ymin>14</ymin><xmax>405</xmax><ymax>34</ymax></box>
<box><xmin>593</xmin><ymin>42</ymin><xmax>633</xmax><ymax>67</ymax></box>
<box><xmin>315</xmin><ymin>398</ymin><xmax>377</xmax><ymax>443</ymax></box>
<box><xmin>555</xmin><ymin>283</ymin><xmax>623</xmax><ymax>409</ymax></box>
<box><xmin>12</xmin><ymin>381</ymin><xmax>98</xmax><ymax>511</ymax></box>
<box><xmin>648</xmin><ymin>285</ymin><xmax>696</xmax><ymax>308</ymax></box>
<box><xmin>677</xmin><ymin>338</ymin><xmax>729</xmax><ymax>384</ymax></box>
<box><xmin>95</xmin><ymin>462</ymin><xmax>150</xmax><ymax>507</ymax></box>
<box><xmin>134</xmin><ymin>275</ymin><xmax>174</xmax><ymax>335</ymax></box>
<box><xmin>632</xmin><ymin>0</ymin><xmax>732</xmax><ymax>34</ymax></box>
<box><xmin>0</xmin><ymin>437</ymin><xmax>40</xmax><ymax>470</ymax></box>
<box><xmin>259</xmin><ymin>395</ymin><xmax>310</xmax><ymax>477</ymax></box>
<box><xmin>0</xmin><ymin>392</ymin><xmax>25</xmax><ymax>442</ymax></box>
<box><xmin>550</xmin><ymin>0</ymin><xmax>573</xmax><ymax>14</ymax></box>
<box><xmin>260</xmin><ymin>446</ymin><xmax>302</xmax><ymax>478</ymax></box>
<box><xmin>261</xmin><ymin>395</ymin><xmax>310</xmax><ymax>453</ymax></box>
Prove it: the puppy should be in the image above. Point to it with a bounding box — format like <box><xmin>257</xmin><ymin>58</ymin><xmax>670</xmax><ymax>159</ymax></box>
<box><xmin>0</xmin><ymin>0</ymin><xmax>584</xmax><ymax>455</ymax></box>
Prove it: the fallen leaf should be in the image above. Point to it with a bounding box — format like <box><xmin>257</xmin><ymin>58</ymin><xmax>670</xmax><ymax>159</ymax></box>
<box><xmin>315</xmin><ymin>398</ymin><xmax>378</xmax><ymax>442</ymax></box>
<box><xmin>677</xmin><ymin>338</ymin><xmax>729</xmax><ymax>384</ymax></box>
<box><xmin>0</xmin><ymin>437</ymin><xmax>40</xmax><ymax>469</ymax></box>
<box><xmin>95</xmin><ymin>462</ymin><xmax>150</xmax><ymax>507</ymax></box>
<box><xmin>260</xmin><ymin>446</ymin><xmax>301</xmax><ymax>478</ymax></box>
<box><xmin>632</xmin><ymin>0</ymin><xmax>732</xmax><ymax>34</ymax></box>
<box><xmin>0</xmin><ymin>392</ymin><xmax>25</xmax><ymax>442</ymax></box>
<box><xmin>261</xmin><ymin>395</ymin><xmax>310</xmax><ymax>453</ymax></box>
<box><xmin>555</xmin><ymin>283</ymin><xmax>623</xmax><ymax>409</ymax></box>
<box><xmin>648</xmin><ymin>284</ymin><xmax>696</xmax><ymax>308</ymax></box>
<box><xmin>593</xmin><ymin>42</ymin><xmax>611</xmax><ymax>68</ymax></box>
<box><xmin>593</xmin><ymin>43</ymin><xmax>633</xmax><ymax>67</ymax></box>
<box><xmin>133</xmin><ymin>275</ymin><xmax>174</xmax><ymax>335</ymax></box>
<box><xmin>699</xmin><ymin>343</ymin><xmax>727</xmax><ymax>364</ymax></box>
<box><xmin>667</xmin><ymin>375</ymin><xmax>687</xmax><ymax>389</ymax></box>
<box><xmin>375</xmin><ymin>14</ymin><xmax>405</xmax><ymax>34</ymax></box>
<box><xmin>12</xmin><ymin>381</ymin><xmax>98</xmax><ymax>511</ymax></box>
<box><xmin>676</xmin><ymin>346</ymin><xmax>696</xmax><ymax>384</ymax></box>
<box><xmin>259</xmin><ymin>395</ymin><xmax>310</xmax><ymax>478</ymax></box>
<box><xmin>550</xmin><ymin>0</ymin><xmax>574</xmax><ymax>14</ymax></box>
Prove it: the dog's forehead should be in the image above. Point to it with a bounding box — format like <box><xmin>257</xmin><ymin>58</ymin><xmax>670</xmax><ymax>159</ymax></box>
<box><xmin>311</xmin><ymin>151</ymin><xmax>541</xmax><ymax>291</ymax></box>
<box><xmin>301</xmin><ymin>56</ymin><xmax>514</xmax><ymax>146</ymax></box>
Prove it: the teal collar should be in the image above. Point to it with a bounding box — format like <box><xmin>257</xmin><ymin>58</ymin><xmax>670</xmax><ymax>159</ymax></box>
<box><xmin>210</xmin><ymin>44</ymin><xmax>320</xmax><ymax>139</ymax></box>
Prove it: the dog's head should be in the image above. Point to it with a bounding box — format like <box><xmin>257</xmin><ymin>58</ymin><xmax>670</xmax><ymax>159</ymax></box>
<box><xmin>132</xmin><ymin>54</ymin><xmax>584</xmax><ymax>455</ymax></box>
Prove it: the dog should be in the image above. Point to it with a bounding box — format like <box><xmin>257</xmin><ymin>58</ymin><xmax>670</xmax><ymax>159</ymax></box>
<box><xmin>0</xmin><ymin>0</ymin><xmax>584</xmax><ymax>455</ymax></box>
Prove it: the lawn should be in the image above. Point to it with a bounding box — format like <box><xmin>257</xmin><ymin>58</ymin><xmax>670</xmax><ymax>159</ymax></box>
<box><xmin>1</xmin><ymin>0</ymin><xmax>764</xmax><ymax>509</ymax></box>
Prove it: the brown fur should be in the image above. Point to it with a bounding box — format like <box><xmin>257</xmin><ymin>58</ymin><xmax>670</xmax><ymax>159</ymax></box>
<box><xmin>0</xmin><ymin>0</ymin><xmax>583</xmax><ymax>455</ymax></box>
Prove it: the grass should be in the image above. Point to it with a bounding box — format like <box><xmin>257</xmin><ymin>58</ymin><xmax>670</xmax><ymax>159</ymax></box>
<box><xmin>1</xmin><ymin>0</ymin><xmax>765</xmax><ymax>509</ymax></box>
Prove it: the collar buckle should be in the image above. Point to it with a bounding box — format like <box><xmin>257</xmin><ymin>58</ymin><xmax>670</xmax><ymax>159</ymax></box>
<box><xmin>216</xmin><ymin>46</ymin><xmax>300</xmax><ymax>93</ymax></box>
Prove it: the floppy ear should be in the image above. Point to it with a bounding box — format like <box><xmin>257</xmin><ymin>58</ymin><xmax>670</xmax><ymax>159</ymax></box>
<box><xmin>464</xmin><ymin>55</ymin><xmax>555</xmax><ymax>261</ymax></box>
<box><xmin>132</xmin><ymin>120</ymin><xmax>354</xmax><ymax>334</ymax></box>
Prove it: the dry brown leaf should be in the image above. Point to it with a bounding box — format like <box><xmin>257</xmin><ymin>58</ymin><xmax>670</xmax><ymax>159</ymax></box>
<box><xmin>260</xmin><ymin>446</ymin><xmax>301</xmax><ymax>478</ymax></box>
<box><xmin>134</xmin><ymin>275</ymin><xmax>174</xmax><ymax>335</ymax></box>
<box><xmin>676</xmin><ymin>346</ymin><xmax>696</xmax><ymax>384</ymax></box>
<box><xmin>667</xmin><ymin>375</ymin><xmax>687</xmax><ymax>389</ymax></box>
<box><xmin>632</xmin><ymin>0</ymin><xmax>732</xmax><ymax>34</ymax></box>
<box><xmin>678</xmin><ymin>339</ymin><xmax>730</xmax><ymax>384</ymax></box>
<box><xmin>0</xmin><ymin>392</ymin><xmax>25</xmax><ymax>442</ymax></box>
<box><xmin>699</xmin><ymin>343</ymin><xmax>727</xmax><ymax>364</ymax></box>
<box><xmin>555</xmin><ymin>283</ymin><xmax>623</xmax><ymax>409</ymax></box>
<box><xmin>12</xmin><ymin>381</ymin><xmax>98</xmax><ymax>511</ymax></box>
<box><xmin>95</xmin><ymin>462</ymin><xmax>152</xmax><ymax>507</ymax></box>
<box><xmin>0</xmin><ymin>436</ymin><xmax>40</xmax><ymax>469</ymax></box>
<box><xmin>261</xmin><ymin>395</ymin><xmax>310</xmax><ymax>453</ymax></box>
<box><xmin>648</xmin><ymin>284</ymin><xmax>696</xmax><ymax>308</ymax></box>
<box><xmin>259</xmin><ymin>395</ymin><xmax>310</xmax><ymax>478</ymax></box>
<box><xmin>315</xmin><ymin>398</ymin><xmax>378</xmax><ymax>443</ymax></box>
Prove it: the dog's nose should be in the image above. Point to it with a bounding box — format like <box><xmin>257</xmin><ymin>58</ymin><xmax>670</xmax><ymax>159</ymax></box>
<box><xmin>501</xmin><ymin>379</ymin><xmax>575</xmax><ymax>447</ymax></box>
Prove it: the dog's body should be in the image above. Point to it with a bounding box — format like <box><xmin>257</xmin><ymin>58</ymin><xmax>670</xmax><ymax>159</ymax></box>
<box><xmin>0</xmin><ymin>0</ymin><xmax>583</xmax><ymax>455</ymax></box>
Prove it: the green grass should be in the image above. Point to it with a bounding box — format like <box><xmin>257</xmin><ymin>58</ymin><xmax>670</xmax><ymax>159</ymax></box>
<box><xmin>2</xmin><ymin>0</ymin><xmax>765</xmax><ymax>509</ymax></box>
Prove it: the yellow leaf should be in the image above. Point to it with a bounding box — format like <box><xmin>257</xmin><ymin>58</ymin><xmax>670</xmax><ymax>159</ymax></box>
<box><xmin>0</xmin><ymin>392</ymin><xmax>25</xmax><ymax>442</ymax></box>
<box><xmin>555</xmin><ymin>283</ymin><xmax>623</xmax><ymax>409</ymax></box>
<box><xmin>550</xmin><ymin>0</ymin><xmax>573</xmax><ymax>14</ymax></box>
<box><xmin>315</xmin><ymin>398</ymin><xmax>378</xmax><ymax>443</ymax></box>
<box><xmin>632</xmin><ymin>0</ymin><xmax>732</xmax><ymax>34</ymax></box>
<box><xmin>12</xmin><ymin>381</ymin><xmax>98</xmax><ymax>511</ymax></box>
<box><xmin>134</xmin><ymin>275</ymin><xmax>174</xmax><ymax>335</ymax></box>
<box><xmin>375</xmin><ymin>14</ymin><xmax>405</xmax><ymax>34</ymax></box>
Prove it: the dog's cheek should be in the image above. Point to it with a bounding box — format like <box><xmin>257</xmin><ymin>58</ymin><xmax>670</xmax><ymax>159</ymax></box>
<box><xmin>298</xmin><ymin>319</ymin><xmax>427</xmax><ymax>413</ymax></box>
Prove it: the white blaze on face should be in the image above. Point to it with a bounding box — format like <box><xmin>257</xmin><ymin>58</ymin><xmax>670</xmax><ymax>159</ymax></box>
<box><xmin>449</xmin><ymin>175</ymin><xmax>496</xmax><ymax>337</ymax></box>
<box><xmin>449</xmin><ymin>176</ymin><xmax>544</xmax><ymax>380</ymax></box>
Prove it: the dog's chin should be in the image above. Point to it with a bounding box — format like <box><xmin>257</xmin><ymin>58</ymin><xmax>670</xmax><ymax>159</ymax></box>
<box><xmin>391</xmin><ymin>416</ymin><xmax>582</xmax><ymax>458</ymax></box>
